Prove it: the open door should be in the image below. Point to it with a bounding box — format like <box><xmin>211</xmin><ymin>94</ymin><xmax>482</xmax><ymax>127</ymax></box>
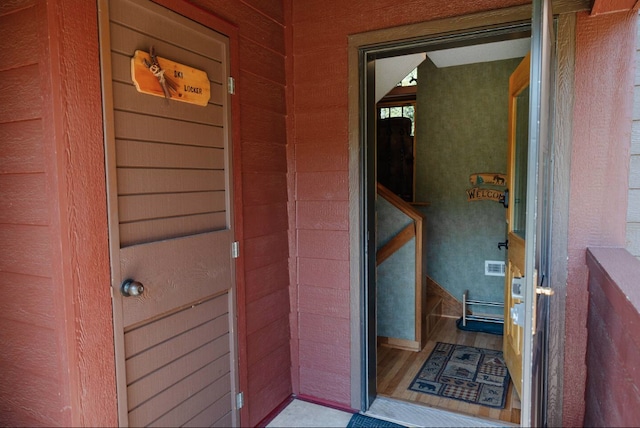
<box><xmin>504</xmin><ymin>0</ymin><xmax>555</xmax><ymax>426</ymax></box>
<box><xmin>504</xmin><ymin>52</ymin><xmax>530</xmax><ymax>402</ymax></box>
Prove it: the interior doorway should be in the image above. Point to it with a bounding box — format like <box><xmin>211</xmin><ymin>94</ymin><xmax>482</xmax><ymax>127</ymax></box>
<box><xmin>364</xmin><ymin>27</ymin><xmax>534</xmax><ymax>426</ymax></box>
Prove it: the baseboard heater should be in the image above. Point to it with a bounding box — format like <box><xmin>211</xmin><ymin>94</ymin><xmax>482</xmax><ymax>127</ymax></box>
<box><xmin>462</xmin><ymin>289</ymin><xmax>504</xmax><ymax>326</ymax></box>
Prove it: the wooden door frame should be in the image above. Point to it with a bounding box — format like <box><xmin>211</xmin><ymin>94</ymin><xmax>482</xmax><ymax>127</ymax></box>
<box><xmin>97</xmin><ymin>0</ymin><xmax>246</xmax><ymax>425</ymax></box>
<box><xmin>347</xmin><ymin>3</ymin><xmax>581</xmax><ymax>424</ymax></box>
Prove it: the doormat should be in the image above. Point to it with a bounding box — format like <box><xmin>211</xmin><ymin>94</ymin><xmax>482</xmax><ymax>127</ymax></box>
<box><xmin>408</xmin><ymin>342</ymin><xmax>510</xmax><ymax>408</ymax></box>
<box><xmin>456</xmin><ymin>317</ymin><xmax>503</xmax><ymax>335</ymax></box>
<box><xmin>347</xmin><ymin>413</ymin><xmax>405</xmax><ymax>428</ymax></box>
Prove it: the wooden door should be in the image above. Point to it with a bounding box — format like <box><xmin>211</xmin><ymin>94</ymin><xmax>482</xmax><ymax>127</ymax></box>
<box><xmin>503</xmin><ymin>52</ymin><xmax>530</xmax><ymax>400</ymax></box>
<box><xmin>504</xmin><ymin>4</ymin><xmax>555</xmax><ymax>422</ymax></box>
<box><xmin>99</xmin><ymin>0</ymin><xmax>238</xmax><ymax>426</ymax></box>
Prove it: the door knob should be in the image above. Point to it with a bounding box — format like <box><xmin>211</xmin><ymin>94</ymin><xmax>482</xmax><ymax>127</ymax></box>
<box><xmin>121</xmin><ymin>279</ymin><xmax>144</xmax><ymax>297</ymax></box>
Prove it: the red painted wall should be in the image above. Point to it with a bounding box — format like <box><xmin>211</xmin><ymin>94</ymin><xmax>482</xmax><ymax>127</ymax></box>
<box><xmin>584</xmin><ymin>248</ymin><xmax>640</xmax><ymax>428</ymax></box>
<box><xmin>2</xmin><ymin>0</ymin><xmax>291</xmax><ymax>426</ymax></box>
<box><xmin>2</xmin><ymin>0</ymin><xmax>636</xmax><ymax>426</ymax></box>
<box><xmin>0</xmin><ymin>0</ymin><xmax>116</xmax><ymax>426</ymax></box>
<box><xmin>566</xmin><ymin>10</ymin><xmax>636</xmax><ymax>426</ymax></box>
<box><xmin>288</xmin><ymin>0</ymin><xmax>530</xmax><ymax>409</ymax></box>
<box><xmin>183</xmin><ymin>1</ymin><xmax>292</xmax><ymax>425</ymax></box>
<box><xmin>289</xmin><ymin>1</ymin><xmax>637</xmax><ymax>425</ymax></box>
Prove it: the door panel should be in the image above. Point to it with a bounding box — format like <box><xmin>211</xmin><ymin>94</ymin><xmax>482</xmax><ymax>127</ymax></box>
<box><xmin>120</xmin><ymin>231</ymin><xmax>232</xmax><ymax>327</ymax></box>
<box><xmin>504</xmin><ymin>53</ymin><xmax>530</xmax><ymax>400</ymax></box>
<box><xmin>504</xmin><ymin>1</ymin><xmax>555</xmax><ymax>426</ymax></box>
<box><xmin>99</xmin><ymin>0</ymin><xmax>237</xmax><ymax>425</ymax></box>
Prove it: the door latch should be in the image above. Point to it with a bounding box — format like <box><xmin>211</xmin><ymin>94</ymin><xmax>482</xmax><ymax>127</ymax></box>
<box><xmin>499</xmin><ymin>188</ymin><xmax>509</xmax><ymax>208</ymax></box>
<box><xmin>511</xmin><ymin>276</ymin><xmax>524</xmax><ymax>299</ymax></box>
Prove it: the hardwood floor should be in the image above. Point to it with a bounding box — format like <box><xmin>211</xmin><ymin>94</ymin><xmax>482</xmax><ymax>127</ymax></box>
<box><xmin>376</xmin><ymin>317</ymin><xmax>521</xmax><ymax>424</ymax></box>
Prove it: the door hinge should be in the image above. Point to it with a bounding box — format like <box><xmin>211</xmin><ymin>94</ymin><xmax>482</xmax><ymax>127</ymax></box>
<box><xmin>228</xmin><ymin>76</ymin><xmax>235</xmax><ymax>95</ymax></box>
<box><xmin>232</xmin><ymin>241</ymin><xmax>240</xmax><ymax>259</ymax></box>
<box><xmin>236</xmin><ymin>391</ymin><xmax>244</xmax><ymax>409</ymax></box>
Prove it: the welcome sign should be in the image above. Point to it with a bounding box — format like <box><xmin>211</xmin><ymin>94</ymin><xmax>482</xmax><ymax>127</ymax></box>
<box><xmin>466</xmin><ymin>187</ymin><xmax>505</xmax><ymax>202</ymax></box>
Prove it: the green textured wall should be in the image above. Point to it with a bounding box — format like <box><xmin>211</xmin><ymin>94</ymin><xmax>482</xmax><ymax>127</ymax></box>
<box><xmin>376</xmin><ymin>197</ymin><xmax>416</xmax><ymax>340</ymax></box>
<box><xmin>416</xmin><ymin>57</ymin><xmax>522</xmax><ymax>314</ymax></box>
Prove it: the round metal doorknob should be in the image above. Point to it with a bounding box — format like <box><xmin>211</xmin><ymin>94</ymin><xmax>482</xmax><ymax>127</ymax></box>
<box><xmin>121</xmin><ymin>279</ymin><xmax>144</xmax><ymax>297</ymax></box>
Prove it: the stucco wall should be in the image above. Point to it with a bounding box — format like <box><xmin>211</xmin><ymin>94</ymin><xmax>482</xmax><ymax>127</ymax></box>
<box><xmin>566</xmin><ymin>9</ymin><xmax>636</xmax><ymax>427</ymax></box>
<box><xmin>416</xmin><ymin>57</ymin><xmax>520</xmax><ymax>313</ymax></box>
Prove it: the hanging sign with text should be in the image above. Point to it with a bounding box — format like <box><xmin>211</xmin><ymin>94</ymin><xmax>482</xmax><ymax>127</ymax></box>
<box><xmin>466</xmin><ymin>187</ymin><xmax>505</xmax><ymax>202</ymax></box>
<box><xmin>469</xmin><ymin>173</ymin><xmax>506</xmax><ymax>187</ymax></box>
<box><xmin>131</xmin><ymin>50</ymin><xmax>211</xmax><ymax>106</ymax></box>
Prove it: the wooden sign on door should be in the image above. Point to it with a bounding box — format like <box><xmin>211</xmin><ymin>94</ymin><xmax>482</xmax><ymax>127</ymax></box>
<box><xmin>131</xmin><ymin>50</ymin><xmax>211</xmax><ymax>106</ymax></box>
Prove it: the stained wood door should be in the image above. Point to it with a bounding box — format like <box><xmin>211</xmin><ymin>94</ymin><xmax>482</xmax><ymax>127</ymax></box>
<box><xmin>98</xmin><ymin>0</ymin><xmax>238</xmax><ymax>426</ymax></box>
<box><xmin>503</xmin><ymin>52</ymin><xmax>530</xmax><ymax>400</ymax></box>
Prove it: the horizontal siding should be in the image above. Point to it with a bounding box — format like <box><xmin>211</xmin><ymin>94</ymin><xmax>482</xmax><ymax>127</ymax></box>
<box><xmin>196</xmin><ymin>16</ymin><xmax>292</xmax><ymax>415</ymax></box>
<box><xmin>243</xmin><ymin>202</ymin><xmax>288</xmax><ymax>238</ymax></box>
<box><xmin>0</xmin><ymin>5</ymin><xmax>39</xmax><ymax>70</ymax></box>
<box><xmin>290</xmin><ymin>0</ymin><xmax>532</xmax><ymax>411</ymax></box>
<box><xmin>296</xmin><ymin>201</ymin><xmax>349</xmax><ymax>230</ymax></box>
<box><xmin>243</xmin><ymin>232</ymin><xmax>289</xmax><ymax>271</ymax></box>
<box><xmin>242</xmin><ymin>141</ymin><xmax>287</xmax><ymax>173</ymax></box>
<box><xmin>246</xmin><ymin>316</ymin><xmax>289</xmax><ymax>367</ymax></box>
<box><xmin>1</xmin><ymin>0</ymin><xmax>117</xmax><ymax>424</ymax></box>
<box><xmin>0</xmin><ymin>272</ymin><xmax>55</xmax><ymax>328</ymax></box>
<box><xmin>246</xmin><ymin>288</ymin><xmax>290</xmax><ymax>335</ymax></box>
<box><xmin>629</xmin><ymin>18</ymin><xmax>640</xmax><ymax>257</ymax></box>
<box><xmin>245</xmin><ymin>259</ymin><xmax>290</xmax><ymax>303</ymax></box>
<box><xmin>585</xmin><ymin>249</ymin><xmax>640</xmax><ymax>427</ymax></box>
<box><xmin>242</xmin><ymin>172</ymin><xmax>288</xmax><ymax>206</ymax></box>
<box><xmin>296</xmin><ymin>171</ymin><xmax>350</xmax><ymax>201</ymax></box>
<box><xmin>0</xmin><ymin>120</ymin><xmax>45</xmax><ymax>173</ymax></box>
<box><xmin>296</xmin><ymin>142</ymin><xmax>349</xmax><ymax>172</ymax></box>
<box><xmin>297</xmin><ymin>229</ymin><xmax>350</xmax><ymax>260</ymax></box>
<box><xmin>0</xmin><ymin>174</ymin><xmax>48</xmax><ymax>225</ymax></box>
<box><xmin>298</xmin><ymin>285</ymin><xmax>350</xmax><ymax>319</ymax></box>
<box><xmin>297</xmin><ymin>258</ymin><xmax>350</xmax><ymax>289</ymax></box>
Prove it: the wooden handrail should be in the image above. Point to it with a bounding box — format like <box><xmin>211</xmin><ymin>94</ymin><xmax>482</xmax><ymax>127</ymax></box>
<box><xmin>376</xmin><ymin>183</ymin><xmax>425</xmax><ymax>265</ymax></box>
<box><xmin>377</xmin><ymin>223</ymin><xmax>415</xmax><ymax>266</ymax></box>
<box><xmin>377</xmin><ymin>182</ymin><xmax>425</xmax><ymax>223</ymax></box>
<box><xmin>376</xmin><ymin>182</ymin><xmax>427</xmax><ymax>350</ymax></box>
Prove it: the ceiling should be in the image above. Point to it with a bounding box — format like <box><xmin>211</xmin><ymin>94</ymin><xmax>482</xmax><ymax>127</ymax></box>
<box><xmin>426</xmin><ymin>37</ymin><xmax>531</xmax><ymax>68</ymax></box>
<box><xmin>375</xmin><ymin>37</ymin><xmax>531</xmax><ymax>101</ymax></box>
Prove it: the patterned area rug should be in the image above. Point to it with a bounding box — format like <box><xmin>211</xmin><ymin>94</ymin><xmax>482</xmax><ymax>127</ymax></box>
<box><xmin>408</xmin><ymin>342</ymin><xmax>510</xmax><ymax>408</ymax></box>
